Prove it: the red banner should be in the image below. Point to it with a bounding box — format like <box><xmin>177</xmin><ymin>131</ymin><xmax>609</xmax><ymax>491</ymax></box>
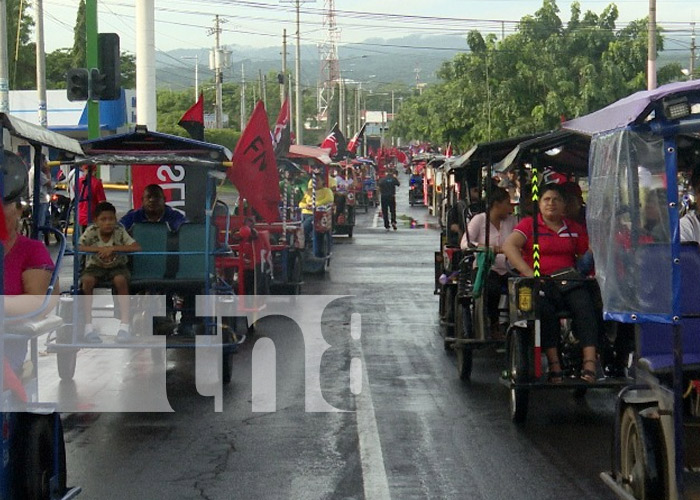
<box><xmin>231</xmin><ymin>101</ymin><xmax>281</xmax><ymax>222</ymax></box>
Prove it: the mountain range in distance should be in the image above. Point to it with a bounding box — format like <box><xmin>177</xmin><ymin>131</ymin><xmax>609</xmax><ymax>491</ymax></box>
<box><xmin>156</xmin><ymin>32</ymin><xmax>691</xmax><ymax>92</ymax></box>
<box><xmin>157</xmin><ymin>34</ymin><xmax>467</xmax><ymax>91</ymax></box>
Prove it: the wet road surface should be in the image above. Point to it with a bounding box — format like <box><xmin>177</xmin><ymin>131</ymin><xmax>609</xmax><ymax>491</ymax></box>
<box><xmin>40</xmin><ymin>172</ymin><xmax>618</xmax><ymax>499</ymax></box>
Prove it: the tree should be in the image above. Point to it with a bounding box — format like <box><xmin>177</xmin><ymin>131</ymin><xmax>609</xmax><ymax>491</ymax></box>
<box><xmin>392</xmin><ymin>0</ymin><xmax>681</xmax><ymax>150</ymax></box>
<box><xmin>72</xmin><ymin>0</ymin><xmax>86</xmax><ymax>67</ymax></box>
<box><xmin>7</xmin><ymin>0</ymin><xmax>35</xmax><ymax>89</ymax></box>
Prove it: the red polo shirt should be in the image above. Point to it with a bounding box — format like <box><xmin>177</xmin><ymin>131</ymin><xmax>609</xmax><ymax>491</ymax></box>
<box><xmin>513</xmin><ymin>214</ymin><xmax>588</xmax><ymax>276</ymax></box>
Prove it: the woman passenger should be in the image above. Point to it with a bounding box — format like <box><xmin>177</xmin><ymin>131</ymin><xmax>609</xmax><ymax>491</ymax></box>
<box><xmin>503</xmin><ymin>183</ymin><xmax>600</xmax><ymax>383</ymax></box>
<box><xmin>460</xmin><ymin>187</ymin><xmax>516</xmax><ymax>339</ymax></box>
<box><xmin>3</xmin><ymin>153</ymin><xmax>58</xmax><ymax>372</ymax></box>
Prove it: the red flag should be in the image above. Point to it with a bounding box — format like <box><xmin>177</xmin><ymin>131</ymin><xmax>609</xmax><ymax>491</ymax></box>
<box><xmin>445</xmin><ymin>142</ymin><xmax>453</xmax><ymax>157</ymax></box>
<box><xmin>347</xmin><ymin>122</ymin><xmax>367</xmax><ymax>154</ymax></box>
<box><xmin>231</xmin><ymin>101</ymin><xmax>281</xmax><ymax>222</ymax></box>
<box><xmin>272</xmin><ymin>98</ymin><xmax>291</xmax><ymax>158</ymax></box>
<box><xmin>320</xmin><ymin>123</ymin><xmax>346</xmax><ymax>158</ymax></box>
<box><xmin>396</xmin><ymin>150</ymin><xmax>408</xmax><ymax>164</ymax></box>
<box><xmin>178</xmin><ymin>92</ymin><xmax>205</xmax><ymax>141</ymax></box>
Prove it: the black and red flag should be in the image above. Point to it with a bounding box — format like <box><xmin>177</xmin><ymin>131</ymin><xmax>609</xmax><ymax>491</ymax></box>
<box><xmin>272</xmin><ymin>97</ymin><xmax>291</xmax><ymax>158</ymax></box>
<box><xmin>346</xmin><ymin>122</ymin><xmax>367</xmax><ymax>154</ymax></box>
<box><xmin>230</xmin><ymin>100</ymin><xmax>281</xmax><ymax>222</ymax></box>
<box><xmin>320</xmin><ymin>122</ymin><xmax>346</xmax><ymax>158</ymax></box>
<box><xmin>178</xmin><ymin>92</ymin><xmax>205</xmax><ymax>141</ymax></box>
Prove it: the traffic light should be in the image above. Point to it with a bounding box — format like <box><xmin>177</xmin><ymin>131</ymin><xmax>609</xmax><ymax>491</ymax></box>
<box><xmin>90</xmin><ymin>68</ymin><xmax>107</xmax><ymax>100</ymax></box>
<box><xmin>97</xmin><ymin>33</ymin><xmax>121</xmax><ymax>100</ymax></box>
<box><xmin>66</xmin><ymin>68</ymin><xmax>89</xmax><ymax>101</ymax></box>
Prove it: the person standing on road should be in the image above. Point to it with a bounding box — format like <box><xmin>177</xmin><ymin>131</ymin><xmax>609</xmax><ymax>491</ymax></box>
<box><xmin>75</xmin><ymin>165</ymin><xmax>107</xmax><ymax>231</ymax></box>
<box><xmin>378</xmin><ymin>169</ymin><xmax>400</xmax><ymax>231</ymax></box>
<box><xmin>28</xmin><ymin>154</ymin><xmax>53</xmax><ymax>240</ymax></box>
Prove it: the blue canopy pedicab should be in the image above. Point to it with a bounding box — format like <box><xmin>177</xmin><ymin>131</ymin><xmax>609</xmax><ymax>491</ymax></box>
<box><xmin>569</xmin><ymin>80</ymin><xmax>700</xmax><ymax>499</ymax></box>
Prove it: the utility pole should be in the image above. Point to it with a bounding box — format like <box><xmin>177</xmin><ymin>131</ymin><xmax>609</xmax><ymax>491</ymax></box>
<box><xmin>647</xmin><ymin>0</ymin><xmax>657</xmax><ymax>90</ymax></box>
<box><xmin>209</xmin><ymin>15</ymin><xmax>226</xmax><ymax>128</ymax></box>
<box><xmin>136</xmin><ymin>0</ymin><xmax>156</xmax><ymax>129</ymax></box>
<box><xmin>181</xmin><ymin>55</ymin><xmax>199</xmax><ymax>99</ymax></box>
<box><xmin>280</xmin><ymin>29</ymin><xmax>287</xmax><ymax>103</ymax></box>
<box><xmin>86</xmin><ymin>0</ymin><xmax>99</xmax><ymax>139</ymax></box>
<box><xmin>294</xmin><ymin>0</ymin><xmax>303</xmax><ymax>144</ymax></box>
<box><xmin>240</xmin><ymin>63</ymin><xmax>246</xmax><ymax>128</ymax></box>
<box><xmin>691</xmin><ymin>23</ymin><xmax>697</xmax><ymax>79</ymax></box>
<box><xmin>339</xmin><ymin>78</ymin><xmax>345</xmax><ymax>135</ymax></box>
<box><xmin>34</xmin><ymin>0</ymin><xmax>47</xmax><ymax>127</ymax></box>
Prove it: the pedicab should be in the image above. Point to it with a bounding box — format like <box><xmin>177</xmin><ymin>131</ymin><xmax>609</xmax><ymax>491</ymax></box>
<box><xmin>0</xmin><ymin>113</ymin><xmax>83</xmax><ymax>499</ymax></box>
<box><xmin>286</xmin><ymin>145</ymin><xmax>334</xmax><ymax>274</ymax></box>
<box><xmin>494</xmin><ymin>128</ymin><xmax>633</xmax><ymax>423</ymax></box>
<box><xmin>566</xmin><ymin>80</ymin><xmax>700</xmax><ymax>500</ymax></box>
<box><xmin>49</xmin><ymin>126</ymin><xmax>243</xmax><ymax>385</ymax></box>
<box><xmin>409</xmin><ymin>157</ymin><xmax>427</xmax><ymax>206</ymax></box>
<box><xmin>425</xmin><ymin>156</ymin><xmax>447</xmax><ymax>216</ymax></box>
<box><xmin>331</xmin><ymin>164</ymin><xmax>357</xmax><ymax>238</ymax></box>
<box><xmin>438</xmin><ymin>135</ymin><xmax>540</xmax><ymax>380</ymax></box>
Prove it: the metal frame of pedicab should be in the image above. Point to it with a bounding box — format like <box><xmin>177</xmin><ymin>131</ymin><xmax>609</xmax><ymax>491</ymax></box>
<box><xmin>0</xmin><ymin>113</ymin><xmax>82</xmax><ymax>499</ymax></box>
<box><xmin>408</xmin><ymin>154</ymin><xmax>429</xmax><ymax>206</ymax></box>
<box><xmin>355</xmin><ymin>158</ymin><xmax>378</xmax><ymax>212</ymax></box>
<box><xmin>47</xmin><ymin>126</ymin><xmax>245</xmax><ymax>385</ymax></box>
<box><xmin>437</xmin><ymin>135</ymin><xmax>543</xmax><ymax>381</ymax></box>
<box><xmin>286</xmin><ymin>145</ymin><xmax>334</xmax><ymax>274</ymax></box>
<box><xmin>494</xmin><ymin>129</ymin><xmax>632</xmax><ymax>423</ymax></box>
<box><xmin>564</xmin><ymin>80</ymin><xmax>700</xmax><ymax>500</ymax></box>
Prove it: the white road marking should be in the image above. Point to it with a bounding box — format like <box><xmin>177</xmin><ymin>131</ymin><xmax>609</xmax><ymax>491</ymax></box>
<box><xmin>356</xmin><ymin>341</ymin><xmax>391</xmax><ymax>500</ymax></box>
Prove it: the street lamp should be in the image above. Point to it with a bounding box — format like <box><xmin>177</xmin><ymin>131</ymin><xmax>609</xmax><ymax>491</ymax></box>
<box><xmin>181</xmin><ymin>55</ymin><xmax>199</xmax><ymax>99</ymax></box>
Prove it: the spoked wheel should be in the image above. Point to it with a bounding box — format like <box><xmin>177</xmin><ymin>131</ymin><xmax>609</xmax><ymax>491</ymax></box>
<box><xmin>15</xmin><ymin>414</ymin><xmax>67</xmax><ymax>500</ymax></box>
<box><xmin>286</xmin><ymin>252</ymin><xmax>303</xmax><ymax>295</ymax></box>
<box><xmin>454</xmin><ymin>297</ymin><xmax>473</xmax><ymax>381</ymax></box>
<box><xmin>619</xmin><ymin>406</ymin><xmax>665</xmax><ymax>500</ymax></box>
<box><xmin>509</xmin><ymin>328</ymin><xmax>530</xmax><ymax>423</ymax></box>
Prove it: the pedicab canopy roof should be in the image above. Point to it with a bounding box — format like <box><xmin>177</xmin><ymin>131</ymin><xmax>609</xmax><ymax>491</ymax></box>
<box><xmin>563</xmin><ymin>79</ymin><xmax>700</xmax><ymax>136</ymax></box>
<box><xmin>447</xmin><ymin>133</ymin><xmax>544</xmax><ymax>173</ymax></box>
<box><xmin>0</xmin><ymin>113</ymin><xmax>83</xmax><ymax>156</ymax></box>
<box><xmin>493</xmin><ymin>129</ymin><xmax>592</xmax><ymax>176</ymax></box>
<box><xmin>287</xmin><ymin>144</ymin><xmax>332</xmax><ymax>165</ymax></box>
<box><xmin>79</xmin><ymin>125</ymin><xmax>232</xmax><ymax>167</ymax></box>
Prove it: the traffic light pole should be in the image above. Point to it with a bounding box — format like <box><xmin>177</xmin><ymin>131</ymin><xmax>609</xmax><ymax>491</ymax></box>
<box><xmin>87</xmin><ymin>0</ymin><xmax>99</xmax><ymax>140</ymax></box>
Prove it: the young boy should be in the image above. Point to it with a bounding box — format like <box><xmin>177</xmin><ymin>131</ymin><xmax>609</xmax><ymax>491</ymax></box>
<box><xmin>79</xmin><ymin>201</ymin><xmax>141</xmax><ymax>343</ymax></box>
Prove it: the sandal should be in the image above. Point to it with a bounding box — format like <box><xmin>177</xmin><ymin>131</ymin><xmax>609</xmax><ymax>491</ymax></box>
<box><xmin>581</xmin><ymin>359</ymin><xmax>596</xmax><ymax>383</ymax></box>
<box><xmin>547</xmin><ymin>360</ymin><xmax>563</xmax><ymax>384</ymax></box>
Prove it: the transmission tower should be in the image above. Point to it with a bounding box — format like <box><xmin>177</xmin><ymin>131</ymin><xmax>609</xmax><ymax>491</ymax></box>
<box><xmin>318</xmin><ymin>0</ymin><xmax>340</xmax><ymax>124</ymax></box>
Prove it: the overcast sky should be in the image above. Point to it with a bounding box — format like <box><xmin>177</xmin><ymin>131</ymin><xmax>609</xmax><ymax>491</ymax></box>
<box><xmin>40</xmin><ymin>0</ymin><xmax>698</xmax><ymax>55</ymax></box>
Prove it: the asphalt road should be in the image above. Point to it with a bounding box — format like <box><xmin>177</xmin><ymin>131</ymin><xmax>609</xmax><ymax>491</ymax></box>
<box><xmin>39</xmin><ymin>172</ymin><xmax>618</xmax><ymax>499</ymax></box>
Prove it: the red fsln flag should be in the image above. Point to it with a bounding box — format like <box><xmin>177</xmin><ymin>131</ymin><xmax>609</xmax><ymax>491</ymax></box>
<box><xmin>231</xmin><ymin>101</ymin><xmax>281</xmax><ymax>222</ymax></box>
<box><xmin>178</xmin><ymin>92</ymin><xmax>205</xmax><ymax>141</ymax></box>
<box><xmin>320</xmin><ymin>123</ymin><xmax>346</xmax><ymax>158</ymax></box>
<box><xmin>272</xmin><ymin>98</ymin><xmax>291</xmax><ymax>158</ymax></box>
<box><xmin>347</xmin><ymin>122</ymin><xmax>367</xmax><ymax>154</ymax></box>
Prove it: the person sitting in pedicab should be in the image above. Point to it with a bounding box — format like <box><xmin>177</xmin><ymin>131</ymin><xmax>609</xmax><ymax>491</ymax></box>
<box><xmin>681</xmin><ymin>165</ymin><xmax>700</xmax><ymax>243</ymax></box>
<box><xmin>79</xmin><ymin>201</ymin><xmax>141</xmax><ymax>344</ymax></box>
<box><xmin>461</xmin><ymin>187</ymin><xmax>516</xmax><ymax>340</ymax></box>
<box><xmin>503</xmin><ymin>183</ymin><xmax>601</xmax><ymax>383</ymax></box>
<box><xmin>299</xmin><ymin>176</ymin><xmax>334</xmax><ymax>246</ymax></box>
<box><xmin>120</xmin><ymin>184</ymin><xmax>187</xmax><ymax>232</ymax></box>
<box><xmin>2</xmin><ymin>152</ymin><xmax>59</xmax><ymax>373</ymax></box>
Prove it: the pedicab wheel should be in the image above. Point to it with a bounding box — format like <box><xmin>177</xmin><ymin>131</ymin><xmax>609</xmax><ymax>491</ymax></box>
<box><xmin>323</xmin><ymin>234</ymin><xmax>332</xmax><ymax>271</ymax></box>
<box><xmin>57</xmin><ymin>350</ymin><xmax>77</xmax><ymax>381</ymax></box>
<box><xmin>15</xmin><ymin>414</ymin><xmax>67</xmax><ymax>500</ymax></box>
<box><xmin>509</xmin><ymin>328</ymin><xmax>530</xmax><ymax>423</ymax></box>
<box><xmin>347</xmin><ymin>225</ymin><xmax>353</xmax><ymax>238</ymax></box>
<box><xmin>222</xmin><ymin>326</ymin><xmax>235</xmax><ymax>385</ymax></box>
<box><xmin>443</xmin><ymin>286</ymin><xmax>455</xmax><ymax>344</ymax></box>
<box><xmin>619</xmin><ymin>406</ymin><xmax>665</xmax><ymax>500</ymax></box>
<box><xmin>287</xmin><ymin>252</ymin><xmax>303</xmax><ymax>295</ymax></box>
<box><xmin>454</xmin><ymin>297</ymin><xmax>472</xmax><ymax>381</ymax></box>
